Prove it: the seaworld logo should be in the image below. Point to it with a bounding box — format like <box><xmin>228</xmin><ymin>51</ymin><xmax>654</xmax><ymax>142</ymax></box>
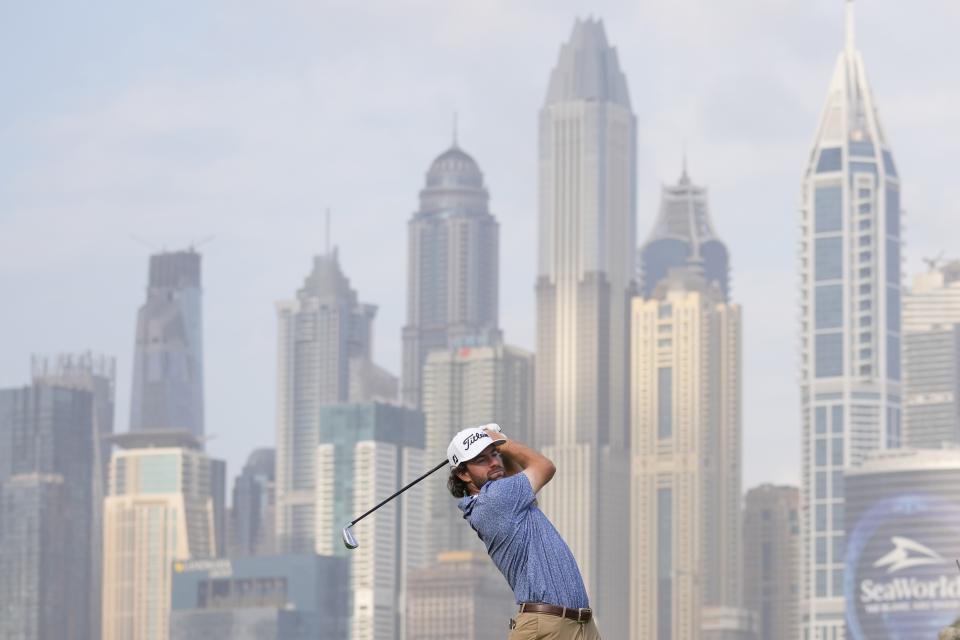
<box><xmin>873</xmin><ymin>536</ymin><xmax>947</xmax><ymax>573</ymax></box>
<box><xmin>860</xmin><ymin>575</ymin><xmax>960</xmax><ymax>604</ymax></box>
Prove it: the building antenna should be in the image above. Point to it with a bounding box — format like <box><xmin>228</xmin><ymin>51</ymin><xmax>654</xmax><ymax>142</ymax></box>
<box><xmin>845</xmin><ymin>0</ymin><xmax>855</xmax><ymax>53</ymax></box>
<box><xmin>452</xmin><ymin>111</ymin><xmax>459</xmax><ymax>148</ymax></box>
<box><xmin>325</xmin><ymin>208</ymin><xmax>331</xmax><ymax>255</ymax></box>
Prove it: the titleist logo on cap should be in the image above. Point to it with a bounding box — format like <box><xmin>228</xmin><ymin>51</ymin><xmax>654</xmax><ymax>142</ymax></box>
<box><xmin>462</xmin><ymin>431</ymin><xmax>489</xmax><ymax>451</ymax></box>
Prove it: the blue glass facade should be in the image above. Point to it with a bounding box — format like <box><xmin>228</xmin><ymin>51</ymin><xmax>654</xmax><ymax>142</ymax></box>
<box><xmin>657</xmin><ymin>488</ymin><xmax>672</xmax><ymax>640</ymax></box>
<box><xmin>657</xmin><ymin>368</ymin><xmax>672</xmax><ymax>438</ymax></box>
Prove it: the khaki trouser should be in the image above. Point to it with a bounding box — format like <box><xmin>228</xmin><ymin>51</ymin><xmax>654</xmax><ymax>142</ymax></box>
<box><xmin>507</xmin><ymin>612</ymin><xmax>602</xmax><ymax>639</ymax></box>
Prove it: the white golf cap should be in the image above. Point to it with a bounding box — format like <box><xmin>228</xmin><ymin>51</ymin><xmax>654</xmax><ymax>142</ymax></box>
<box><xmin>447</xmin><ymin>424</ymin><xmax>506</xmax><ymax>467</ymax></box>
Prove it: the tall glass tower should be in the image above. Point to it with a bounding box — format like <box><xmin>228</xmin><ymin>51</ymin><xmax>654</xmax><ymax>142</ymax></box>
<box><xmin>130</xmin><ymin>250</ymin><xmax>204</xmax><ymax>439</ymax></box>
<box><xmin>535</xmin><ymin>18</ymin><xmax>636</xmax><ymax>638</ymax></box>
<box><xmin>402</xmin><ymin>141</ymin><xmax>501</xmax><ymax>409</ymax></box>
<box><xmin>799</xmin><ymin>3</ymin><xmax>902</xmax><ymax>637</ymax></box>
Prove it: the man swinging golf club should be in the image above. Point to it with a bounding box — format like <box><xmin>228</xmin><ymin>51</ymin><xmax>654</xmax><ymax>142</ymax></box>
<box><xmin>447</xmin><ymin>424</ymin><xmax>601</xmax><ymax>639</ymax></box>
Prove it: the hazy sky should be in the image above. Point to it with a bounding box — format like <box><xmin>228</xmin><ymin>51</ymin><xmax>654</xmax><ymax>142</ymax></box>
<box><xmin>2</xmin><ymin>0</ymin><xmax>958</xmax><ymax>491</ymax></box>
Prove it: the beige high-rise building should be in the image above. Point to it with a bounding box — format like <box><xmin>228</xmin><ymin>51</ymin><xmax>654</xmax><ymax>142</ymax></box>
<box><xmin>903</xmin><ymin>261</ymin><xmax>960</xmax><ymax>448</ymax></box>
<box><xmin>535</xmin><ymin>18</ymin><xmax>636</xmax><ymax>637</ymax></box>
<box><xmin>313</xmin><ymin>402</ymin><xmax>426</xmax><ymax>640</ymax></box>
<box><xmin>630</xmin><ymin>269</ymin><xmax>742</xmax><ymax>639</ymax></box>
<box><xmin>743</xmin><ymin>484</ymin><xmax>800</xmax><ymax>640</ymax></box>
<box><xmin>421</xmin><ymin>343</ymin><xmax>533</xmax><ymax>560</ymax></box>
<box><xmin>101</xmin><ymin>431</ymin><xmax>219</xmax><ymax>640</ymax></box>
<box><xmin>406</xmin><ymin>551</ymin><xmax>517</xmax><ymax>640</ymax></box>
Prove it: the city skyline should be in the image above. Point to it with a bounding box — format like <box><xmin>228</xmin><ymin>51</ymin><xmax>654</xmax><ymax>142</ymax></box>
<box><xmin>3</xmin><ymin>0</ymin><xmax>958</xmax><ymax>495</ymax></box>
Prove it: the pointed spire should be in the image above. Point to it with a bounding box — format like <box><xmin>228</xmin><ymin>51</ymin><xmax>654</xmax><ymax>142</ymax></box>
<box><xmin>845</xmin><ymin>0</ymin><xmax>855</xmax><ymax>53</ymax></box>
<box><xmin>680</xmin><ymin>143</ymin><xmax>690</xmax><ymax>184</ymax></box>
<box><xmin>325</xmin><ymin>207</ymin><xmax>331</xmax><ymax>256</ymax></box>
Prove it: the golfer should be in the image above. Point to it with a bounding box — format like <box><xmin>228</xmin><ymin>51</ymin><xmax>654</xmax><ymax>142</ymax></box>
<box><xmin>447</xmin><ymin>424</ymin><xmax>601</xmax><ymax>639</ymax></box>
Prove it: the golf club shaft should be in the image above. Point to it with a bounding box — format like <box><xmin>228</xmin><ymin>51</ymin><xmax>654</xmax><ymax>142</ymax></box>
<box><xmin>349</xmin><ymin>459</ymin><xmax>447</xmax><ymax>527</ymax></box>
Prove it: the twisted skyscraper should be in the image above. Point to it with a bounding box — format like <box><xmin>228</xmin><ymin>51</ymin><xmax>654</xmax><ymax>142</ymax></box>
<box><xmin>130</xmin><ymin>250</ymin><xmax>204</xmax><ymax>439</ymax></box>
<box><xmin>535</xmin><ymin>18</ymin><xmax>636</xmax><ymax>637</ymax></box>
<box><xmin>799</xmin><ymin>2</ymin><xmax>902</xmax><ymax>636</ymax></box>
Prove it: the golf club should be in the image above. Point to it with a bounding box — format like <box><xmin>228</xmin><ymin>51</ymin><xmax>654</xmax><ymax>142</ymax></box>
<box><xmin>342</xmin><ymin>459</ymin><xmax>448</xmax><ymax>549</ymax></box>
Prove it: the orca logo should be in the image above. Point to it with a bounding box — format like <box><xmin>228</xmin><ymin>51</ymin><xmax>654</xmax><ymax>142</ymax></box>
<box><xmin>873</xmin><ymin>536</ymin><xmax>947</xmax><ymax>574</ymax></box>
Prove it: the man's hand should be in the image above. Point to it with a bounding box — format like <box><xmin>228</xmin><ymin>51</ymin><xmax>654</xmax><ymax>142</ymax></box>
<box><xmin>488</xmin><ymin>430</ymin><xmax>556</xmax><ymax>493</ymax></box>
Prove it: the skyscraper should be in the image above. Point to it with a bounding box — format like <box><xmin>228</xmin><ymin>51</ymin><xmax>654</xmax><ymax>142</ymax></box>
<box><xmin>275</xmin><ymin>249</ymin><xmax>397</xmax><ymax>554</ymax></box>
<box><xmin>743</xmin><ymin>484</ymin><xmax>800</xmax><ymax>640</ymax></box>
<box><xmin>0</xmin><ymin>354</ymin><xmax>112</xmax><ymax>640</ymax></box>
<box><xmin>902</xmin><ymin>260</ymin><xmax>960</xmax><ymax>448</ymax></box>
<box><xmin>420</xmin><ymin>344</ymin><xmax>533</xmax><ymax>560</ymax></box>
<box><xmin>535</xmin><ymin>19</ymin><xmax>636</xmax><ymax>636</ymax></box>
<box><xmin>0</xmin><ymin>473</ymin><xmax>68</xmax><ymax>640</ymax></box>
<box><xmin>30</xmin><ymin>353</ymin><xmax>116</xmax><ymax>640</ymax></box>
<box><xmin>799</xmin><ymin>3</ymin><xmax>902</xmax><ymax>636</ymax></box>
<box><xmin>401</xmin><ymin>141</ymin><xmax>501</xmax><ymax>409</ymax></box>
<box><xmin>231</xmin><ymin>447</ymin><xmax>276</xmax><ymax>557</ymax></box>
<box><xmin>638</xmin><ymin>163</ymin><xmax>730</xmax><ymax>301</ymax></box>
<box><xmin>101</xmin><ymin>430</ymin><xmax>221</xmax><ymax>640</ymax></box>
<box><xmin>130</xmin><ymin>250</ymin><xmax>205</xmax><ymax>439</ymax></box>
<box><xmin>630</xmin><ymin>268</ymin><xmax>742</xmax><ymax>639</ymax></box>
<box><xmin>312</xmin><ymin>402</ymin><xmax>425</xmax><ymax>640</ymax></box>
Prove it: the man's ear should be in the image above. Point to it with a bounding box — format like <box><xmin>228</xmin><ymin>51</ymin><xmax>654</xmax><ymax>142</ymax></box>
<box><xmin>456</xmin><ymin>467</ymin><xmax>472</xmax><ymax>484</ymax></box>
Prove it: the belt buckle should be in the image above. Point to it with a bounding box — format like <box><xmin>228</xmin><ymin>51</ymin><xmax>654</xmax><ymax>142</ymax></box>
<box><xmin>576</xmin><ymin>608</ymin><xmax>590</xmax><ymax>624</ymax></box>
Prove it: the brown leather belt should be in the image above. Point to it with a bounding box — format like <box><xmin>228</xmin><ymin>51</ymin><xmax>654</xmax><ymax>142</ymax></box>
<box><xmin>519</xmin><ymin>602</ymin><xmax>592</xmax><ymax>624</ymax></box>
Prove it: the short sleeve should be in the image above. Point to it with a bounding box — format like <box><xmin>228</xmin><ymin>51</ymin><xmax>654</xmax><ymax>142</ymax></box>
<box><xmin>479</xmin><ymin>473</ymin><xmax>536</xmax><ymax>519</ymax></box>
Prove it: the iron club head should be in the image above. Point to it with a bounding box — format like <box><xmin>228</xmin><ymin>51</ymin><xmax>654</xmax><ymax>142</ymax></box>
<box><xmin>342</xmin><ymin>524</ymin><xmax>359</xmax><ymax>550</ymax></box>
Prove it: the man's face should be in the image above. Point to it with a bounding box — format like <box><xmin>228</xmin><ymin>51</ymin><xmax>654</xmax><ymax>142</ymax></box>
<box><xmin>456</xmin><ymin>444</ymin><xmax>504</xmax><ymax>494</ymax></box>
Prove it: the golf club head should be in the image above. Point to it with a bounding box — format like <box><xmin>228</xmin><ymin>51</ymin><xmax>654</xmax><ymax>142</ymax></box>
<box><xmin>342</xmin><ymin>524</ymin><xmax>358</xmax><ymax>550</ymax></box>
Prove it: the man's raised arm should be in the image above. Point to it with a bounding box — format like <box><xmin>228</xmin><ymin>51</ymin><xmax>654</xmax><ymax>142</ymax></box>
<box><xmin>485</xmin><ymin>428</ymin><xmax>556</xmax><ymax>494</ymax></box>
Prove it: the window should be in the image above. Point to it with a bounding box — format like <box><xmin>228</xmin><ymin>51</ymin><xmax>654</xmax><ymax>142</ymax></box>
<box><xmin>815</xmin><ymin>185</ymin><xmax>843</xmax><ymax>232</ymax></box>
<box><xmin>860</xmin><ymin>284</ymin><xmax>872</xmax><ymax>294</ymax></box>
<box><xmin>817</xmin><ymin>537</ymin><xmax>827</xmax><ymax>563</ymax></box>
<box><xmin>849</xmin><ymin>140</ymin><xmax>875</xmax><ymax>157</ymax></box>
<box><xmin>831</xmin><ymin>406</ymin><xmax>843</xmax><ymax>433</ymax></box>
<box><xmin>816</xmin><ymin>504</ymin><xmax>828</xmax><ymax>531</ymax></box>
<box><xmin>833</xmin><ymin>568</ymin><xmax>845</xmax><ymax>597</ymax></box>
<box><xmin>816</xmin><ymin>439</ymin><xmax>827</xmax><ymax>466</ymax></box>
<box><xmin>888</xmin><ymin>335</ymin><xmax>901</xmax><ymax>380</ymax></box>
<box><xmin>858</xmin><ymin>219</ymin><xmax>872</xmax><ymax>230</ymax></box>
<box><xmin>832</xmin><ymin>437</ymin><xmax>844</xmax><ymax>465</ymax></box>
<box><xmin>860</xmin><ymin>348</ymin><xmax>872</xmax><ymax>359</ymax></box>
<box><xmin>816</xmin><ymin>148</ymin><xmax>842</xmax><ymax>173</ymax></box>
<box><xmin>859</xmin><ymin>266</ymin><xmax>871</xmax><ymax>277</ymax></box>
<box><xmin>832</xmin><ymin>503</ymin><xmax>844</xmax><ymax>529</ymax></box>
<box><xmin>886</xmin><ymin>238</ymin><xmax>900</xmax><ymax>285</ymax></box>
<box><xmin>859</xmin><ymin>251</ymin><xmax>872</xmax><ymax>263</ymax></box>
<box><xmin>832</xmin><ymin>470</ymin><xmax>844</xmax><ymax>495</ymax></box>
<box><xmin>658</xmin><ymin>368</ymin><xmax>672</xmax><ymax>438</ymax></box>
<box><xmin>859</xmin><ymin>235</ymin><xmax>871</xmax><ymax>247</ymax></box>
<box><xmin>657</xmin><ymin>489</ymin><xmax>672</xmax><ymax>640</ymax></box>
<box><xmin>860</xmin><ymin>316</ymin><xmax>872</xmax><ymax>327</ymax></box>
<box><xmin>833</xmin><ymin>535</ymin><xmax>846</xmax><ymax>565</ymax></box>
<box><xmin>816</xmin><ymin>471</ymin><xmax>827</xmax><ymax>499</ymax></box>
<box><xmin>858</xmin><ymin>202</ymin><xmax>872</xmax><ymax>213</ymax></box>
<box><xmin>658</xmin><ymin>304</ymin><xmax>672</xmax><ymax>319</ymax></box>
<box><xmin>817</xmin><ymin>569</ymin><xmax>828</xmax><ymax>596</ymax></box>
<box><xmin>816</xmin><ymin>333</ymin><xmax>843</xmax><ymax>377</ymax></box>
<box><xmin>859</xmin><ymin>300</ymin><xmax>871</xmax><ymax>311</ymax></box>
<box><xmin>816</xmin><ymin>407</ymin><xmax>827</xmax><ymax>434</ymax></box>
<box><xmin>815</xmin><ymin>238</ymin><xmax>843</xmax><ymax>281</ymax></box>
<box><xmin>815</xmin><ymin>285</ymin><xmax>843</xmax><ymax>329</ymax></box>
<box><xmin>887</xmin><ymin>287</ymin><xmax>900</xmax><ymax>332</ymax></box>
<box><xmin>860</xmin><ymin>332</ymin><xmax>872</xmax><ymax>344</ymax></box>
